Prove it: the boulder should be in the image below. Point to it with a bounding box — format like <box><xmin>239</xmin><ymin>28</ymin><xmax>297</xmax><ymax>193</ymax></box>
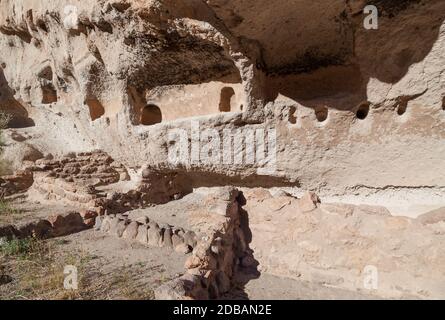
<box><xmin>122</xmin><ymin>221</ymin><xmax>139</xmax><ymax>240</ymax></box>
<box><xmin>47</xmin><ymin>212</ymin><xmax>86</xmax><ymax>237</ymax></box>
<box><xmin>135</xmin><ymin>225</ymin><xmax>148</xmax><ymax>244</ymax></box>
<box><xmin>162</xmin><ymin>227</ymin><xmax>173</xmax><ymax>248</ymax></box>
<box><xmin>175</xmin><ymin>243</ymin><xmax>192</xmax><ymax>254</ymax></box>
<box><xmin>93</xmin><ymin>216</ymin><xmax>102</xmax><ymax>231</ymax></box>
<box><xmin>113</xmin><ymin>220</ymin><xmax>128</xmax><ymax>237</ymax></box>
<box><xmin>148</xmin><ymin>223</ymin><xmax>162</xmax><ymax>247</ymax></box>
<box><xmin>172</xmin><ymin>234</ymin><xmax>184</xmax><ymax>248</ymax></box>
<box><xmin>100</xmin><ymin>216</ymin><xmax>112</xmax><ymax>233</ymax></box>
<box><xmin>299</xmin><ymin>191</ymin><xmax>321</xmax><ymax>212</ymax></box>
<box><xmin>183</xmin><ymin>231</ymin><xmax>197</xmax><ymax>248</ymax></box>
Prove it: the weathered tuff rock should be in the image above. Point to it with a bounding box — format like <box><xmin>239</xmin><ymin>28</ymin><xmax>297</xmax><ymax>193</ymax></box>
<box><xmin>152</xmin><ymin>187</ymin><xmax>247</xmax><ymax>300</ymax></box>
<box><xmin>299</xmin><ymin>191</ymin><xmax>321</xmax><ymax>212</ymax></box>
<box><xmin>96</xmin><ymin>212</ymin><xmax>202</xmax><ymax>259</ymax></box>
<box><xmin>147</xmin><ymin>223</ymin><xmax>161</xmax><ymax>246</ymax></box>
<box><xmin>135</xmin><ymin>224</ymin><xmax>148</xmax><ymax>244</ymax></box>
<box><xmin>0</xmin><ymin>0</ymin><xmax>444</xmax><ymax>301</ymax></box>
<box><xmin>175</xmin><ymin>243</ymin><xmax>192</xmax><ymax>255</ymax></box>
<box><xmin>47</xmin><ymin>211</ymin><xmax>87</xmax><ymax>237</ymax></box>
<box><xmin>242</xmin><ymin>188</ymin><xmax>445</xmax><ymax>299</ymax></box>
<box><xmin>122</xmin><ymin>220</ymin><xmax>138</xmax><ymax>240</ymax></box>
<box><xmin>0</xmin><ymin>210</ymin><xmax>94</xmax><ymax>240</ymax></box>
<box><xmin>0</xmin><ymin>170</ymin><xmax>33</xmax><ymax>196</ymax></box>
<box><xmin>0</xmin><ymin>0</ymin><xmax>443</xmax><ymax>214</ymax></box>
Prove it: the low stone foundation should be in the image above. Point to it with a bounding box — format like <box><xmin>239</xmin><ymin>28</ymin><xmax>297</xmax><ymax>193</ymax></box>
<box><xmin>89</xmin><ymin>187</ymin><xmax>248</xmax><ymax>299</ymax></box>
<box><xmin>0</xmin><ymin>210</ymin><xmax>97</xmax><ymax>240</ymax></box>
<box><xmin>30</xmin><ymin>151</ymin><xmax>124</xmax><ymax>185</ymax></box>
<box><xmin>154</xmin><ymin>188</ymin><xmax>249</xmax><ymax>300</ymax></box>
<box><xmin>31</xmin><ymin>174</ymin><xmax>100</xmax><ymax>208</ymax></box>
<box><xmin>96</xmin><ymin>214</ymin><xmax>197</xmax><ymax>255</ymax></box>
<box><xmin>0</xmin><ymin>170</ymin><xmax>33</xmax><ymax>197</ymax></box>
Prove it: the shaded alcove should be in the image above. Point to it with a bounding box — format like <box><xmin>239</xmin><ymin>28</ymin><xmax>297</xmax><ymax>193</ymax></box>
<box><xmin>219</xmin><ymin>87</ymin><xmax>235</xmax><ymax>112</ymax></box>
<box><xmin>397</xmin><ymin>101</ymin><xmax>408</xmax><ymax>116</ymax></box>
<box><xmin>85</xmin><ymin>98</ymin><xmax>105</xmax><ymax>121</ymax></box>
<box><xmin>41</xmin><ymin>82</ymin><xmax>58</xmax><ymax>104</ymax></box>
<box><xmin>120</xmin><ymin>4</ymin><xmax>244</xmax><ymax>125</ymax></box>
<box><xmin>314</xmin><ymin>106</ymin><xmax>328</xmax><ymax>122</ymax></box>
<box><xmin>356</xmin><ymin>103</ymin><xmax>370</xmax><ymax>120</ymax></box>
<box><xmin>141</xmin><ymin>104</ymin><xmax>162</xmax><ymax>125</ymax></box>
<box><xmin>0</xmin><ymin>68</ymin><xmax>35</xmax><ymax>128</ymax></box>
<box><xmin>261</xmin><ymin>0</ymin><xmax>445</xmax><ymax>116</ymax></box>
<box><xmin>288</xmin><ymin>106</ymin><xmax>297</xmax><ymax>124</ymax></box>
<box><xmin>222</xmin><ymin>192</ymin><xmax>260</xmax><ymax>300</ymax></box>
<box><xmin>36</xmin><ymin>65</ymin><xmax>58</xmax><ymax>104</ymax></box>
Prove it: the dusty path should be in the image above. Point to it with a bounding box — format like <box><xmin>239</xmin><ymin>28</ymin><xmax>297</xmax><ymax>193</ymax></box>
<box><xmin>226</xmin><ymin>272</ymin><xmax>381</xmax><ymax>300</ymax></box>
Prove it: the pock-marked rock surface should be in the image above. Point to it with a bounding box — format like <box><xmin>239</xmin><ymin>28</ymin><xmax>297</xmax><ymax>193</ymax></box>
<box><xmin>0</xmin><ymin>0</ymin><xmax>444</xmax><ymax>300</ymax></box>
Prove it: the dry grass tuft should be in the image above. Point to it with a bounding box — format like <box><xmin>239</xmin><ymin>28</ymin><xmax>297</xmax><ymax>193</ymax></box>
<box><xmin>0</xmin><ymin>237</ymin><xmax>158</xmax><ymax>300</ymax></box>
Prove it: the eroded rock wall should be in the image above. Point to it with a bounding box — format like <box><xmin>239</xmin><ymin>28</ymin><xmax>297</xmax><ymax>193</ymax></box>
<box><xmin>0</xmin><ymin>0</ymin><xmax>444</xmax><ymax>212</ymax></box>
<box><xmin>242</xmin><ymin>188</ymin><xmax>445</xmax><ymax>299</ymax></box>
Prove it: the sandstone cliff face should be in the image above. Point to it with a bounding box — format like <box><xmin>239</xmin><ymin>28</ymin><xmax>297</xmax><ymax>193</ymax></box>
<box><xmin>1</xmin><ymin>0</ymin><xmax>445</xmax><ymax>301</ymax></box>
<box><xmin>0</xmin><ymin>0</ymin><xmax>444</xmax><ymax>213</ymax></box>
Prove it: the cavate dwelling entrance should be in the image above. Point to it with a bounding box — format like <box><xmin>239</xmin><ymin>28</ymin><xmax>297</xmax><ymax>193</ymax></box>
<box><xmin>141</xmin><ymin>104</ymin><xmax>162</xmax><ymax>125</ymax></box>
<box><xmin>85</xmin><ymin>98</ymin><xmax>105</xmax><ymax>121</ymax></box>
<box><xmin>219</xmin><ymin>87</ymin><xmax>235</xmax><ymax>112</ymax></box>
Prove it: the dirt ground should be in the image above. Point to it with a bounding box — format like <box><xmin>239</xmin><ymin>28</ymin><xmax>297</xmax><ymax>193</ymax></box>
<box><xmin>0</xmin><ymin>230</ymin><xmax>186</xmax><ymax>300</ymax></box>
<box><xmin>1</xmin><ymin>230</ymin><xmax>381</xmax><ymax>300</ymax></box>
<box><xmin>225</xmin><ymin>270</ymin><xmax>381</xmax><ymax>300</ymax></box>
<box><xmin>0</xmin><ymin>195</ymin><xmax>79</xmax><ymax>225</ymax></box>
